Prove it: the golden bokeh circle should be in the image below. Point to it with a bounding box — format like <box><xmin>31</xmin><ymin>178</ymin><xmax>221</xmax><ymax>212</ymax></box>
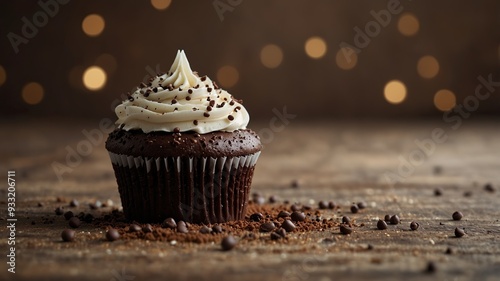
<box><xmin>417</xmin><ymin>55</ymin><xmax>440</xmax><ymax>79</ymax></box>
<box><xmin>305</xmin><ymin>37</ymin><xmax>327</xmax><ymax>59</ymax></box>
<box><xmin>82</xmin><ymin>14</ymin><xmax>105</xmax><ymax>37</ymax></box>
<box><xmin>434</xmin><ymin>89</ymin><xmax>456</xmax><ymax>111</ymax></box>
<box><xmin>398</xmin><ymin>13</ymin><xmax>420</xmax><ymax>36</ymax></box>
<box><xmin>216</xmin><ymin>65</ymin><xmax>239</xmax><ymax>88</ymax></box>
<box><xmin>384</xmin><ymin>80</ymin><xmax>407</xmax><ymax>104</ymax></box>
<box><xmin>151</xmin><ymin>0</ymin><xmax>172</xmax><ymax>10</ymax></box>
<box><xmin>83</xmin><ymin>66</ymin><xmax>107</xmax><ymax>91</ymax></box>
<box><xmin>336</xmin><ymin>47</ymin><xmax>358</xmax><ymax>70</ymax></box>
<box><xmin>260</xmin><ymin>44</ymin><xmax>284</xmax><ymax>69</ymax></box>
<box><xmin>22</xmin><ymin>82</ymin><xmax>44</xmax><ymax>105</ymax></box>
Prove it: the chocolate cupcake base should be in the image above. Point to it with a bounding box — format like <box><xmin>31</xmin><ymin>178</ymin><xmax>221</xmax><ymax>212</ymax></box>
<box><xmin>109</xmin><ymin>152</ymin><xmax>260</xmax><ymax>224</ymax></box>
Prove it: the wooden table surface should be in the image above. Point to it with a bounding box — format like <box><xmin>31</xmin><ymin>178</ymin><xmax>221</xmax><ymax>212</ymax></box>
<box><xmin>1</xmin><ymin>118</ymin><xmax>499</xmax><ymax>281</ymax></box>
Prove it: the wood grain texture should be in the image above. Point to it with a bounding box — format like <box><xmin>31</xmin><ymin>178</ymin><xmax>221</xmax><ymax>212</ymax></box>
<box><xmin>1</xmin><ymin>119</ymin><xmax>499</xmax><ymax>281</ymax></box>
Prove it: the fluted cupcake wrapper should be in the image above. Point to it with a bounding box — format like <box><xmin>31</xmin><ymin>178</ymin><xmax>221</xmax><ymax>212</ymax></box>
<box><xmin>108</xmin><ymin>152</ymin><xmax>260</xmax><ymax>224</ymax></box>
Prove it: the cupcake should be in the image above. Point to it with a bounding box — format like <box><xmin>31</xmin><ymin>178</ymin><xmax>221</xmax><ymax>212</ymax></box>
<box><xmin>106</xmin><ymin>50</ymin><xmax>262</xmax><ymax>224</ymax></box>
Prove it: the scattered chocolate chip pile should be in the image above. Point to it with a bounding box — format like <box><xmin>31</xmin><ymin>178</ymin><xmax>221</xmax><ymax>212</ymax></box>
<box><xmin>45</xmin><ymin>181</ymin><xmax>497</xmax><ymax>253</ymax></box>
<box><xmin>92</xmin><ymin>202</ymin><xmax>344</xmax><ymax>244</ymax></box>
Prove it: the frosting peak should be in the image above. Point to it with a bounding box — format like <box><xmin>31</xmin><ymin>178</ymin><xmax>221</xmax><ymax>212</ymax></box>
<box><xmin>164</xmin><ymin>50</ymin><xmax>198</xmax><ymax>89</ymax></box>
<box><xmin>114</xmin><ymin>50</ymin><xmax>250</xmax><ymax>134</ymax></box>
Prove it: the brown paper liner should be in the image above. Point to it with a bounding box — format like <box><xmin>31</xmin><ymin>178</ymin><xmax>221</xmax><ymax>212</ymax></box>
<box><xmin>108</xmin><ymin>152</ymin><xmax>260</xmax><ymax>224</ymax></box>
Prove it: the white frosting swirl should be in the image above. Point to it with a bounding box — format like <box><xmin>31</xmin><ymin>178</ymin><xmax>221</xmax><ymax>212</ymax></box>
<box><xmin>115</xmin><ymin>50</ymin><xmax>249</xmax><ymax>134</ymax></box>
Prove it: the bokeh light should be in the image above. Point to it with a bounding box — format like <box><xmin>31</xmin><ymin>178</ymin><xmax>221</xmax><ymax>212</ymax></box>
<box><xmin>335</xmin><ymin>47</ymin><xmax>358</xmax><ymax>70</ymax></box>
<box><xmin>22</xmin><ymin>82</ymin><xmax>44</xmax><ymax>105</ymax></box>
<box><xmin>216</xmin><ymin>65</ymin><xmax>239</xmax><ymax>88</ymax></box>
<box><xmin>95</xmin><ymin>53</ymin><xmax>117</xmax><ymax>74</ymax></box>
<box><xmin>83</xmin><ymin>66</ymin><xmax>107</xmax><ymax>91</ymax></box>
<box><xmin>0</xmin><ymin>65</ymin><xmax>6</xmax><ymax>87</ymax></box>
<box><xmin>434</xmin><ymin>89</ymin><xmax>456</xmax><ymax>111</ymax></box>
<box><xmin>305</xmin><ymin>36</ymin><xmax>327</xmax><ymax>59</ymax></box>
<box><xmin>384</xmin><ymin>80</ymin><xmax>407</xmax><ymax>104</ymax></box>
<box><xmin>397</xmin><ymin>13</ymin><xmax>420</xmax><ymax>36</ymax></box>
<box><xmin>260</xmin><ymin>44</ymin><xmax>284</xmax><ymax>69</ymax></box>
<box><xmin>417</xmin><ymin>56</ymin><xmax>440</xmax><ymax>79</ymax></box>
<box><xmin>151</xmin><ymin>0</ymin><xmax>172</xmax><ymax>10</ymax></box>
<box><xmin>82</xmin><ymin>14</ymin><xmax>105</xmax><ymax>37</ymax></box>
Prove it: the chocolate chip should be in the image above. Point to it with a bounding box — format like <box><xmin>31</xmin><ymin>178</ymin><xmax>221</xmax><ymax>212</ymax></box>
<box><xmin>68</xmin><ymin>217</ymin><xmax>81</xmax><ymax>228</ymax></box>
<box><xmin>177</xmin><ymin>221</ymin><xmax>188</xmax><ymax>233</ymax></box>
<box><xmin>350</xmin><ymin>204</ymin><xmax>359</xmax><ymax>213</ymax></box>
<box><xmin>302</xmin><ymin>205</ymin><xmax>312</xmax><ymax>211</ymax></box>
<box><xmin>250</xmin><ymin>212</ymin><xmax>264</xmax><ymax>222</ymax></box>
<box><xmin>281</xmin><ymin>220</ymin><xmax>296</xmax><ymax>232</ymax></box>
<box><xmin>277</xmin><ymin>211</ymin><xmax>290</xmax><ymax>218</ymax></box>
<box><xmin>410</xmin><ymin>221</ymin><xmax>420</xmax><ymax>231</ymax></box>
<box><xmin>37</xmin><ymin>202</ymin><xmax>44</xmax><ymax>207</ymax></box>
<box><xmin>106</xmin><ymin>228</ymin><xmax>120</xmax><ymax>241</ymax></box>
<box><xmin>260</xmin><ymin>222</ymin><xmax>276</xmax><ymax>232</ymax></box>
<box><xmin>129</xmin><ymin>224</ymin><xmax>141</xmax><ymax>232</ymax></box>
<box><xmin>61</xmin><ymin>229</ymin><xmax>75</xmax><ymax>242</ymax></box>
<box><xmin>426</xmin><ymin>261</ymin><xmax>437</xmax><ymax>273</ymax></box>
<box><xmin>69</xmin><ymin>199</ymin><xmax>79</xmax><ymax>207</ymax></box>
<box><xmin>270</xmin><ymin>232</ymin><xmax>282</xmax><ymax>240</ymax></box>
<box><xmin>318</xmin><ymin>201</ymin><xmax>328</xmax><ymax>209</ymax></box>
<box><xmin>484</xmin><ymin>183</ymin><xmax>495</xmax><ymax>192</ymax></box>
<box><xmin>64</xmin><ymin>211</ymin><xmax>74</xmax><ymax>220</ymax></box>
<box><xmin>328</xmin><ymin>201</ymin><xmax>336</xmax><ymax>209</ymax></box>
<box><xmin>200</xmin><ymin>226</ymin><xmax>212</xmax><ymax>234</ymax></box>
<box><xmin>367</xmin><ymin>244</ymin><xmax>374</xmax><ymax>250</ymax></box>
<box><xmin>290</xmin><ymin>204</ymin><xmax>301</xmax><ymax>212</ymax></box>
<box><xmin>89</xmin><ymin>200</ymin><xmax>102</xmax><ymax>209</ymax></box>
<box><xmin>434</xmin><ymin>188</ymin><xmax>443</xmax><ymax>196</ymax></box>
<box><xmin>357</xmin><ymin>201</ymin><xmax>367</xmax><ymax>209</ymax></box>
<box><xmin>291</xmin><ymin>211</ymin><xmax>306</xmax><ymax>222</ymax></box>
<box><xmin>454</xmin><ymin>227</ymin><xmax>465</xmax><ymax>238</ymax></box>
<box><xmin>433</xmin><ymin>166</ymin><xmax>442</xmax><ymax>175</ymax></box>
<box><xmin>228</xmin><ymin>115</ymin><xmax>234</xmax><ymax>121</ymax></box>
<box><xmin>377</xmin><ymin>219</ymin><xmax>388</xmax><ymax>230</ymax></box>
<box><xmin>276</xmin><ymin>228</ymin><xmax>286</xmax><ymax>238</ymax></box>
<box><xmin>452</xmin><ymin>211</ymin><xmax>463</xmax><ymax>221</ymax></box>
<box><xmin>253</xmin><ymin>195</ymin><xmax>265</xmax><ymax>205</ymax></box>
<box><xmin>162</xmin><ymin>218</ymin><xmax>177</xmax><ymax>229</ymax></box>
<box><xmin>384</xmin><ymin>214</ymin><xmax>391</xmax><ymax>222</ymax></box>
<box><xmin>221</xmin><ymin>235</ymin><xmax>237</xmax><ymax>251</ymax></box>
<box><xmin>340</xmin><ymin>224</ymin><xmax>353</xmax><ymax>235</ymax></box>
<box><xmin>445</xmin><ymin>247</ymin><xmax>453</xmax><ymax>254</ymax></box>
<box><xmin>290</xmin><ymin>179</ymin><xmax>300</xmax><ymax>188</ymax></box>
<box><xmin>173</xmin><ymin>127</ymin><xmax>180</xmax><ymax>133</ymax></box>
<box><xmin>390</xmin><ymin>215</ymin><xmax>400</xmax><ymax>225</ymax></box>
<box><xmin>212</xmin><ymin>225</ymin><xmax>223</xmax><ymax>233</ymax></box>
<box><xmin>55</xmin><ymin>207</ymin><xmax>64</xmax><ymax>215</ymax></box>
<box><xmin>83</xmin><ymin>213</ymin><xmax>94</xmax><ymax>223</ymax></box>
<box><xmin>268</xmin><ymin>195</ymin><xmax>278</xmax><ymax>203</ymax></box>
<box><xmin>342</xmin><ymin>216</ymin><xmax>351</xmax><ymax>224</ymax></box>
<box><xmin>142</xmin><ymin>224</ymin><xmax>153</xmax><ymax>233</ymax></box>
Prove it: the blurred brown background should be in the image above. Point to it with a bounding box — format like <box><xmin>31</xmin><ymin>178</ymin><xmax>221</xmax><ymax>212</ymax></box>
<box><xmin>1</xmin><ymin>0</ymin><xmax>499</xmax><ymax>122</ymax></box>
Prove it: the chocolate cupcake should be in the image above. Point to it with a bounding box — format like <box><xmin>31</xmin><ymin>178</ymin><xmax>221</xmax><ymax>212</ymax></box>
<box><xmin>106</xmin><ymin>50</ymin><xmax>262</xmax><ymax>224</ymax></box>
